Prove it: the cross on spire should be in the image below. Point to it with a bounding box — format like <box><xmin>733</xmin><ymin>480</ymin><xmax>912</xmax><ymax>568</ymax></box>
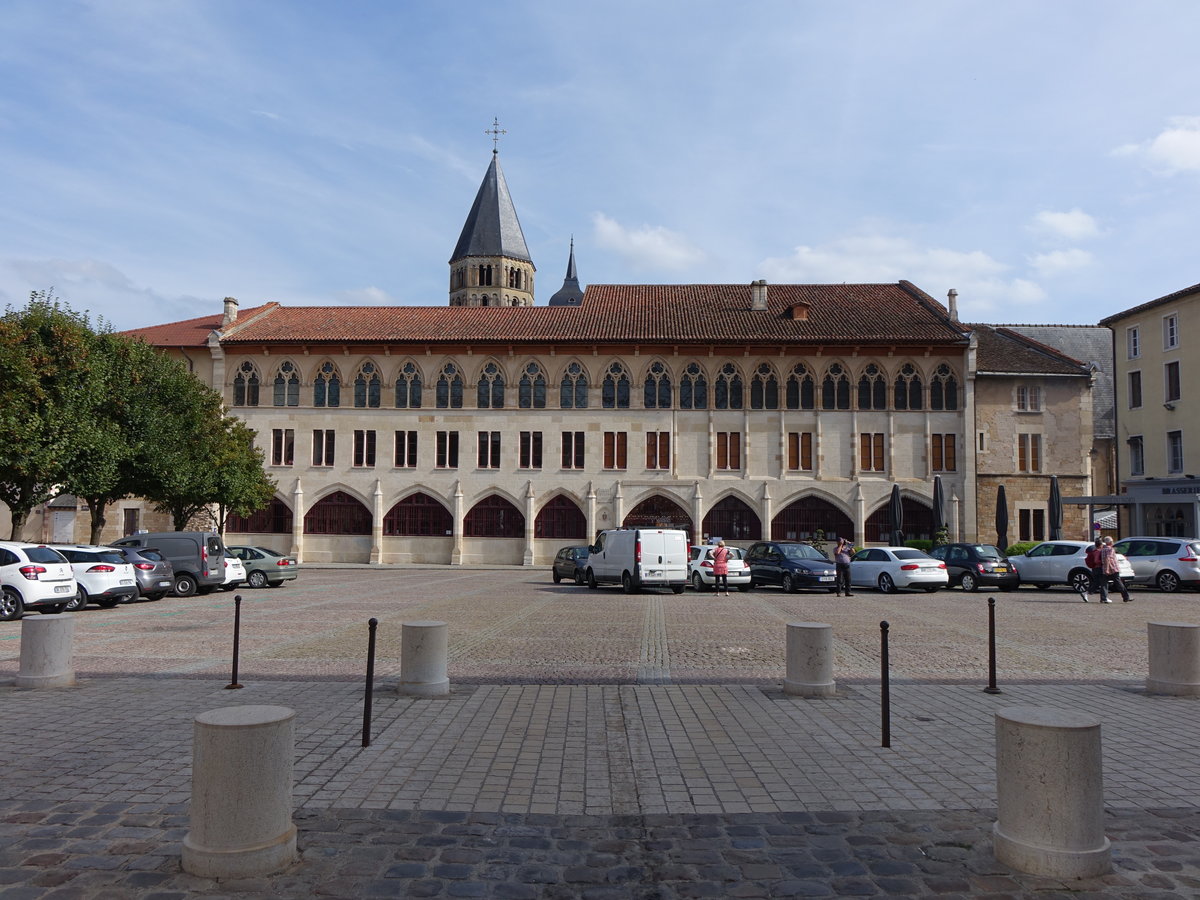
<box><xmin>485</xmin><ymin>117</ymin><xmax>507</xmax><ymax>154</ymax></box>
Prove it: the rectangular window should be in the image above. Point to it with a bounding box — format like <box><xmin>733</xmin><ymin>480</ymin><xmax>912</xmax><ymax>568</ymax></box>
<box><xmin>353</xmin><ymin>429</ymin><xmax>376</xmax><ymax>468</ymax></box>
<box><xmin>1164</xmin><ymin>313</ymin><xmax>1179</xmax><ymax>350</ymax></box>
<box><xmin>977</xmin><ymin>431</ymin><xmax>988</xmax><ymax>453</ymax></box>
<box><xmin>1018</xmin><ymin>508</ymin><xmax>1046</xmax><ymax>543</ymax></box>
<box><xmin>1127</xmin><ymin>326</ymin><xmax>1140</xmax><ymax>359</ymax></box>
<box><xmin>1168</xmin><ymin>430</ymin><xmax>1184</xmax><ymax>474</ymax></box>
<box><xmin>1128</xmin><ymin>435</ymin><xmax>1144</xmax><ymax>476</ymax></box>
<box><xmin>1016</xmin><ymin>385</ymin><xmax>1042</xmax><ymax>412</ymax></box>
<box><xmin>646</xmin><ymin>431</ymin><xmax>670</xmax><ymax>470</ymax></box>
<box><xmin>931</xmin><ymin>434</ymin><xmax>956</xmax><ymax>472</ymax></box>
<box><xmin>271</xmin><ymin>428</ymin><xmax>294</xmax><ymax>466</ymax></box>
<box><xmin>1128</xmin><ymin>370</ymin><xmax>1142</xmax><ymax>409</ymax></box>
<box><xmin>312</xmin><ymin>429</ymin><xmax>335</xmax><ymax>466</ymax></box>
<box><xmin>787</xmin><ymin>432</ymin><xmax>813</xmax><ymax>471</ymax></box>
<box><xmin>1165</xmin><ymin>361</ymin><xmax>1181</xmax><ymax>403</ymax></box>
<box><xmin>859</xmin><ymin>433</ymin><xmax>885</xmax><ymax>472</ymax></box>
<box><xmin>519</xmin><ymin>431</ymin><xmax>543</xmax><ymax>469</ymax></box>
<box><xmin>604</xmin><ymin>431</ymin><xmax>627</xmax><ymax>470</ymax></box>
<box><xmin>1017</xmin><ymin>433</ymin><xmax>1041</xmax><ymax>473</ymax></box>
<box><xmin>477</xmin><ymin>431</ymin><xmax>501</xmax><ymax>468</ymax></box>
<box><xmin>436</xmin><ymin>431</ymin><xmax>459</xmax><ymax>469</ymax></box>
<box><xmin>560</xmin><ymin>431</ymin><xmax>584</xmax><ymax>469</ymax></box>
<box><xmin>394</xmin><ymin>430</ymin><xmax>417</xmax><ymax>468</ymax></box>
<box><xmin>716</xmin><ymin>432</ymin><xmax>742</xmax><ymax>470</ymax></box>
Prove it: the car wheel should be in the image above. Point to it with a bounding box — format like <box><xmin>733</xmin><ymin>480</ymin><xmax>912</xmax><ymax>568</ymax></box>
<box><xmin>574</xmin><ymin>570</ymin><xmax>585</xmax><ymax>586</ymax></box>
<box><xmin>1069</xmin><ymin>570</ymin><xmax>1092</xmax><ymax>594</ymax></box>
<box><xmin>553</xmin><ymin>570</ymin><xmax>562</xmax><ymax>584</ymax></box>
<box><xmin>65</xmin><ymin>588</ymin><xmax>88</xmax><ymax>612</ymax></box>
<box><xmin>0</xmin><ymin>587</ymin><xmax>24</xmax><ymax>621</ymax></box>
<box><xmin>692</xmin><ymin>571</ymin><xmax>706</xmax><ymax>592</ymax></box>
<box><xmin>174</xmin><ymin>574</ymin><xmax>198</xmax><ymax>597</ymax></box>
<box><xmin>39</xmin><ymin>604</ymin><xmax>67</xmax><ymax>614</ymax></box>
<box><xmin>587</xmin><ymin>568</ymin><xmax>598</xmax><ymax>590</ymax></box>
<box><xmin>878</xmin><ymin>573</ymin><xmax>896</xmax><ymax>594</ymax></box>
<box><xmin>781</xmin><ymin>574</ymin><xmax>796</xmax><ymax>593</ymax></box>
<box><xmin>960</xmin><ymin>572</ymin><xmax>978</xmax><ymax>592</ymax></box>
<box><xmin>1156</xmin><ymin>570</ymin><xmax>1181</xmax><ymax>592</ymax></box>
<box><xmin>247</xmin><ymin>571</ymin><xmax>269</xmax><ymax>589</ymax></box>
<box><xmin>622</xmin><ymin>572</ymin><xmax>638</xmax><ymax>594</ymax></box>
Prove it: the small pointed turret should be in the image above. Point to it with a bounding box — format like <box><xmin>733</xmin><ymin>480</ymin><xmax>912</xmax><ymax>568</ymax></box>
<box><xmin>548</xmin><ymin>238</ymin><xmax>584</xmax><ymax>306</ymax></box>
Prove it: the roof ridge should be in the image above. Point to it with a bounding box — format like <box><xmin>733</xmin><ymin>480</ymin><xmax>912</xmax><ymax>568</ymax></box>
<box><xmin>991</xmin><ymin>326</ymin><xmax>1090</xmax><ymax>370</ymax></box>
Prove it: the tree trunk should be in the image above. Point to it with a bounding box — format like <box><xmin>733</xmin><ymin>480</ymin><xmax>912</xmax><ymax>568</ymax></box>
<box><xmin>85</xmin><ymin>497</ymin><xmax>109</xmax><ymax>545</ymax></box>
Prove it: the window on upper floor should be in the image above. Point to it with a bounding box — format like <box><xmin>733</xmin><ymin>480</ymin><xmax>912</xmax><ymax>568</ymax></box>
<box><xmin>786</xmin><ymin>364</ymin><xmax>815</xmax><ymax>410</ymax></box>
<box><xmin>559</xmin><ymin>362</ymin><xmax>588</xmax><ymax>409</ymax></box>
<box><xmin>859</xmin><ymin>433</ymin><xmax>885</xmax><ymax>472</ymax></box>
<box><xmin>477</xmin><ymin>363</ymin><xmax>505</xmax><ymax>409</ymax></box>
<box><xmin>477</xmin><ymin>431</ymin><xmax>501</xmax><ymax>468</ymax></box>
<box><xmin>750</xmin><ymin>364</ymin><xmax>779</xmax><ymax>410</ymax></box>
<box><xmin>353</xmin><ymin>362</ymin><xmax>381</xmax><ymax>409</ymax></box>
<box><xmin>714</xmin><ymin>363</ymin><xmax>743</xmax><ymax>410</ymax></box>
<box><xmin>857</xmin><ymin>364</ymin><xmax>887</xmax><ymax>410</ymax></box>
<box><xmin>604</xmin><ymin>431</ymin><xmax>627</xmax><ymax>470</ymax></box>
<box><xmin>436</xmin><ymin>363</ymin><xmax>463</xmax><ymax>409</ymax></box>
<box><xmin>787</xmin><ymin>432</ymin><xmax>813</xmax><ymax>471</ymax></box>
<box><xmin>312</xmin><ymin>429</ymin><xmax>335</xmax><ymax>467</ymax></box>
<box><xmin>1018</xmin><ymin>433</ymin><xmax>1041</xmax><ymax>473</ymax></box>
<box><xmin>680</xmin><ymin>363</ymin><xmax>708</xmax><ymax>409</ymax></box>
<box><xmin>353</xmin><ymin>429</ymin><xmax>376</xmax><ymax>467</ymax></box>
<box><xmin>1127</xmin><ymin>326</ymin><xmax>1140</xmax><ymax>359</ymax></box>
<box><xmin>930</xmin><ymin>364</ymin><xmax>959</xmax><ymax>410</ymax></box>
<box><xmin>822</xmin><ymin>364</ymin><xmax>850</xmax><ymax>410</ymax></box>
<box><xmin>602</xmin><ymin>363</ymin><xmax>630</xmax><ymax>409</ymax></box>
<box><xmin>561</xmin><ymin>431</ymin><xmax>584</xmax><ymax>469</ymax></box>
<box><xmin>271</xmin><ymin>429</ymin><xmax>294</xmax><ymax>467</ymax></box>
<box><xmin>644</xmin><ymin>362</ymin><xmax>672</xmax><ymax>409</ymax></box>
<box><xmin>931</xmin><ymin>434</ymin><xmax>956</xmax><ymax>472</ymax></box>
<box><xmin>395</xmin><ymin>362</ymin><xmax>423</xmax><ymax>408</ymax></box>
<box><xmin>1128</xmin><ymin>435</ymin><xmax>1144</xmax><ymax>476</ymax></box>
<box><xmin>233</xmin><ymin>361</ymin><xmax>260</xmax><ymax>407</ymax></box>
<box><xmin>1164</xmin><ymin>313</ymin><xmax>1179</xmax><ymax>350</ymax></box>
<box><xmin>892</xmin><ymin>364</ymin><xmax>922</xmax><ymax>410</ymax></box>
<box><xmin>394</xmin><ymin>431</ymin><xmax>417</xmax><ymax>468</ymax></box>
<box><xmin>646</xmin><ymin>432</ymin><xmax>670</xmax><ymax>470</ymax></box>
<box><xmin>1168</xmin><ymin>431</ymin><xmax>1184</xmax><ymax>474</ymax></box>
<box><xmin>519</xmin><ymin>431</ymin><xmax>543</xmax><ymax>469</ymax></box>
<box><xmin>273</xmin><ymin>361</ymin><xmax>300</xmax><ymax>407</ymax></box>
<box><xmin>716</xmin><ymin>432</ymin><xmax>741</xmax><ymax>470</ymax></box>
<box><xmin>1016</xmin><ymin>384</ymin><xmax>1042</xmax><ymax>412</ymax></box>
<box><xmin>1165</xmin><ymin>361</ymin><xmax>1181</xmax><ymax>403</ymax></box>
<box><xmin>1128</xmin><ymin>371</ymin><xmax>1142</xmax><ymax>409</ymax></box>
<box><xmin>313</xmin><ymin>362</ymin><xmax>341</xmax><ymax>408</ymax></box>
<box><xmin>519</xmin><ymin>363</ymin><xmax>546</xmax><ymax>409</ymax></box>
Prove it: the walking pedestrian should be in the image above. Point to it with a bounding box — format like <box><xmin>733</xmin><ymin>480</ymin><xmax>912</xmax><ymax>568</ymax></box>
<box><xmin>711</xmin><ymin>540</ymin><xmax>730</xmax><ymax>595</ymax></box>
<box><xmin>834</xmin><ymin>537</ymin><xmax>854</xmax><ymax>597</ymax></box>
<box><xmin>1102</xmin><ymin>536</ymin><xmax>1132</xmax><ymax>602</ymax></box>
<box><xmin>1084</xmin><ymin>537</ymin><xmax>1105</xmax><ymax>603</ymax></box>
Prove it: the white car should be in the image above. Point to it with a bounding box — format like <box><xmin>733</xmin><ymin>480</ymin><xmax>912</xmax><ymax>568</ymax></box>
<box><xmin>221</xmin><ymin>553</ymin><xmax>247</xmax><ymax>591</ymax></box>
<box><xmin>1111</xmin><ymin>536</ymin><xmax>1200</xmax><ymax>593</ymax></box>
<box><xmin>1008</xmin><ymin>540</ymin><xmax>1134</xmax><ymax>593</ymax></box>
<box><xmin>850</xmin><ymin>547</ymin><xmax>949</xmax><ymax>593</ymax></box>
<box><xmin>688</xmin><ymin>544</ymin><xmax>752</xmax><ymax>592</ymax></box>
<box><xmin>51</xmin><ymin>545</ymin><xmax>139</xmax><ymax>611</ymax></box>
<box><xmin>0</xmin><ymin>541</ymin><xmax>79</xmax><ymax>620</ymax></box>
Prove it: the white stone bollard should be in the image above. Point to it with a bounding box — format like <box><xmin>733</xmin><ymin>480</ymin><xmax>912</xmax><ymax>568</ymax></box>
<box><xmin>182</xmin><ymin>705</ymin><xmax>297</xmax><ymax>879</ymax></box>
<box><xmin>399</xmin><ymin>620</ymin><xmax>450</xmax><ymax>697</ymax></box>
<box><xmin>1146</xmin><ymin>621</ymin><xmax>1200</xmax><ymax>696</ymax></box>
<box><xmin>993</xmin><ymin>706</ymin><xmax>1110</xmax><ymax>878</ymax></box>
<box><xmin>783</xmin><ymin>622</ymin><xmax>836</xmax><ymax>697</ymax></box>
<box><xmin>16</xmin><ymin>614</ymin><xmax>76</xmax><ymax>688</ymax></box>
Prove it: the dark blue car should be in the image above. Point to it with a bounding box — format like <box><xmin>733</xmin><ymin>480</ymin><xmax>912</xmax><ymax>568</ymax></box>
<box><xmin>744</xmin><ymin>541</ymin><xmax>838</xmax><ymax>592</ymax></box>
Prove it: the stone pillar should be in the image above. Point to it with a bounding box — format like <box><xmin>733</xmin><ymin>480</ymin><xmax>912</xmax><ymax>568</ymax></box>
<box><xmin>993</xmin><ymin>706</ymin><xmax>1110</xmax><ymax>878</ymax></box>
<box><xmin>16</xmin><ymin>614</ymin><xmax>76</xmax><ymax>688</ymax></box>
<box><xmin>783</xmin><ymin>622</ymin><xmax>835</xmax><ymax>697</ymax></box>
<box><xmin>182</xmin><ymin>705</ymin><xmax>297</xmax><ymax>879</ymax></box>
<box><xmin>1146</xmin><ymin>621</ymin><xmax>1200</xmax><ymax>696</ymax></box>
<box><xmin>399</xmin><ymin>620</ymin><xmax>450</xmax><ymax>697</ymax></box>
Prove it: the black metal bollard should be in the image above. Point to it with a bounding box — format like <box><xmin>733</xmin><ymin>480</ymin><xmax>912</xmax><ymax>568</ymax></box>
<box><xmin>984</xmin><ymin>596</ymin><xmax>1002</xmax><ymax>694</ymax></box>
<box><xmin>225</xmin><ymin>595</ymin><xmax>243</xmax><ymax>690</ymax></box>
<box><xmin>362</xmin><ymin>617</ymin><xmax>379</xmax><ymax>748</ymax></box>
<box><xmin>880</xmin><ymin>620</ymin><xmax>891</xmax><ymax>748</ymax></box>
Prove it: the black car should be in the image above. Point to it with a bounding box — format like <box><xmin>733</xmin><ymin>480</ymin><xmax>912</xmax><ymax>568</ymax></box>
<box><xmin>927</xmin><ymin>543</ymin><xmax>1019</xmax><ymax>591</ymax></box>
<box><xmin>552</xmin><ymin>545</ymin><xmax>590</xmax><ymax>585</ymax></box>
<box><xmin>744</xmin><ymin>541</ymin><xmax>837</xmax><ymax>592</ymax></box>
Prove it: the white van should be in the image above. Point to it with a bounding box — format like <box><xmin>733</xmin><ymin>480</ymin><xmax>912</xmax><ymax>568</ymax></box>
<box><xmin>585</xmin><ymin>528</ymin><xmax>689</xmax><ymax>593</ymax></box>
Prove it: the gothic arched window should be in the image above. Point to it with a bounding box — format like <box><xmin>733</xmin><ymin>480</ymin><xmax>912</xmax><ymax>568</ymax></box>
<box><xmin>273</xmin><ymin>361</ymin><xmax>300</xmax><ymax>408</ymax></box>
<box><xmin>821</xmin><ymin>364</ymin><xmax>850</xmax><ymax>410</ymax></box>
<box><xmin>894</xmin><ymin>363</ymin><xmax>923</xmax><ymax>411</ymax></box>
<box><xmin>714</xmin><ymin>364</ymin><xmax>744</xmax><ymax>409</ymax></box>
<box><xmin>560</xmin><ymin>362</ymin><xmax>588</xmax><ymax>409</ymax></box>
<box><xmin>680</xmin><ymin>363</ymin><xmax>708</xmax><ymax>409</ymax></box>
<box><xmin>477</xmin><ymin>362</ymin><xmax>505</xmax><ymax>409</ymax></box>
<box><xmin>233</xmin><ymin>361</ymin><xmax>260</xmax><ymax>407</ymax></box>
<box><xmin>643</xmin><ymin>362</ymin><xmax>672</xmax><ymax>409</ymax></box>
<box><xmin>930</xmin><ymin>363</ymin><xmax>958</xmax><ymax>410</ymax></box>
<box><xmin>353</xmin><ymin>361</ymin><xmax>381</xmax><ymax>409</ymax></box>
<box><xmin>857</xmin><ymin>364</ymin><xmax>887</xmax><ymax>410</ymax></box>
<box><xmin>313</xmin><ymin>362</ymin><xmax>341</xmax><ymax>408</ymax></box>
<box><xmin>519</xmin><ymin>362</ymin><xmax>546</xmax><ymax>409</ymax></box>
<box><xmin>786</xmin><ymin>364</ymin><xmax>815</xmax><ymax>410</ymax></box>
<box><xmin>436</xmin><ymin>363</ymin><xmax>463</xmax><ymax>409</ymax></box>
<box><xmin>602</xmin><ymin>363</ymin><xmax>630</xmax><ymax>409</ymax></box>
<box><xmin>395</xmin><ymin>362</ymin><xmax>422</xmax><ymax>408</ymax></box>
<box><xmin>750</xmin><ymin>363</ymin><xmax>779</xmax><ymax>409</ymax></box>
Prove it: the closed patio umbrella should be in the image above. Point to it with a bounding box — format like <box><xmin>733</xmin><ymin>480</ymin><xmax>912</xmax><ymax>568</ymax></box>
<box><xmin>1048</xmin><ymin>475</ymin><xmax>1063</xmax><ymax>541</ymax></box>
<box><xmin>931</xmin><ymin>475</ymin><xmax>946</xmax><ymax>541</ymax></box>
<box><xmin>995</xmin><ymin>485</ymin><xmax>1009</xmax><ymax>553</ymax></box>
<box><xmin>888</xmin><ymin>483</ymin><xmax>905</xmax><ymax>547</ymax></box>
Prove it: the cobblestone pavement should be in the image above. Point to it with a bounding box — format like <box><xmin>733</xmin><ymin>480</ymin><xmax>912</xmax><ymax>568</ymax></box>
<box><xmin>2</xmin><ymin>568</ymin><xmax>1200</xmax><ymax>897</ymax></box>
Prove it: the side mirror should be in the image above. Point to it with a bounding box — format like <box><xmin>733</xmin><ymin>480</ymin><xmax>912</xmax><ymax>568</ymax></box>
<box><xmin>588</xmin><ymin>545</ymin><xmax>598</xmax><ymax>555</ymax></box>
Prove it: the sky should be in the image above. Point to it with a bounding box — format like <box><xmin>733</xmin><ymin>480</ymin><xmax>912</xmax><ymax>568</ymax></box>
<box><xmin>2</xmin><ymin>1</ymin><xmax>1199</xmax><ymax>332</ymax></box>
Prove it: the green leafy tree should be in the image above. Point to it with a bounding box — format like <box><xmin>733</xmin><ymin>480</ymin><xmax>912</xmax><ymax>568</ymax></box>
<box><xmin>0</xmin><ymin>291</ymin><xmax>108</xmax><ymax>539</ymax></box>
<box><xmin>211</xmin><ymin>417</ymin><xmax>276</xmax><ymax>536</ymax></box>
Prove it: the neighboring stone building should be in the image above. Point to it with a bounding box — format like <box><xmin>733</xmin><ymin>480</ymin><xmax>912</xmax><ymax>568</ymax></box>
<box><xmin>1100</xmin><ymin>281</ymin><xmax>1200</xmax><ymax>537</ymax></box>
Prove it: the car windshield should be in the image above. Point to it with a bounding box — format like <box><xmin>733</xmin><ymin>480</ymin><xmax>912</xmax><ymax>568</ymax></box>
<box><xmin>893</xmin><ymin>549</ymin><xmax>931</xmax><ymax>561</ymax></box>
<box><xmin>780</xmin><ymin>544</ymin><xmax>826</xmax><ymax>560</ymax></box>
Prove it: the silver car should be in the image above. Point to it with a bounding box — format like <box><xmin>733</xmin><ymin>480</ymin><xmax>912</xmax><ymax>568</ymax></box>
<box><xmin>1111</xmin><ymin>537</ymin><xmax>1200</xmax><ymax>593</ymax></box>
<box><xmin>107</xmin><ymin>545</ymin><xmax>175</xmax><ymax>601</ymax></box>
<box><xmin>1009</xmin><ymin>540</ymin><xmax>1134</xmax><ymax>592</ymax></box>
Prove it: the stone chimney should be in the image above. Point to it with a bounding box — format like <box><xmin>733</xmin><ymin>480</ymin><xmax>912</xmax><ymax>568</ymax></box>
<box><xmin>750</xmin><ymin>279</ymin><xmax>768</xmax><ymax>311</ymax></box>
<box><xmin>222</xmin><ymin>296</ymin><xmax>239</xmax><ymax>326</ymax></box>
<box><xmin>947</xmin><ymin>288</ymin><xmax>958</xmax><ymax>322</ymax></box>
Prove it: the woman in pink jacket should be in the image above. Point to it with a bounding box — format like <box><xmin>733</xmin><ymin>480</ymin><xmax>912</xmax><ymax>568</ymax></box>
<box><xmin>712</xmin><ymin>540</ymin><xmax>730</xmax><ymax>595</ymax></box>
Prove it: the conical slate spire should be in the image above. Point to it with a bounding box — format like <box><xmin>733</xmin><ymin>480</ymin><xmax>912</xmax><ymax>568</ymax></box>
<box><xmin>450</xmin><ymin>153</ymin><xmax>532</xmax><ymax>264</ymax></box>
<box><xmin>548</xmin><ymin>238</ymin><xmax>584</xmax><ymax>306</ymax></box>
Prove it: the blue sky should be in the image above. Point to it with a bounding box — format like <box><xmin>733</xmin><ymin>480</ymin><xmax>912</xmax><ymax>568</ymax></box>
<box><xmin>2</xmin><ymin>1</ymin><xmax>1199</xmax><ymax>331</ymax></box>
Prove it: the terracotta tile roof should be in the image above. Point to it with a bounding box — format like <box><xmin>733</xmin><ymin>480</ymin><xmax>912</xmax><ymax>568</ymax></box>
<box><xmin>122</xmin><ymin>303</ymin><xmax>278</xmax><ymax>347</ymax></box>
<box><xmin>970</xmin><ymin>324</ymin><xmax>1092</xmax><ymax>376</ymax></box>
<box><xmin>197</xmin><ymin>282</ymin><xmax>965</xmax><ymax>347</ymax></box>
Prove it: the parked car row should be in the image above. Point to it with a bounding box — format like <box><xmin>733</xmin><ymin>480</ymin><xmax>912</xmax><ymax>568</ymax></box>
<box><xmin>1</xmin><ymin>537</ymin><xmax>299</xmax><ymax>622</ymax></box>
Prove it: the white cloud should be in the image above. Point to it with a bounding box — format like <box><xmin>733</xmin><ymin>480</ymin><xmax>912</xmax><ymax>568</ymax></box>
<box><xmin>1030</xmin><ymin>209</ymin><xmax>1101</xmax><ymax>241</ymax></box>
<box><xmin>759</xmin><ymin>233</ymin><xmax>1046</xmax><ymax>317</ymax></box>
<box><xmin>1030</xmin><ymin>248</ymin><xmax>1094</xmax><ymax>277</ymax></box>
<box><xmin>1115</xmin><ymin>116</ymin><xmax>1200</xmax><ymax>175</ymax></box>
<box><xmin>592</xmin><ymin>212</ymin><xmax>705</xmax><ymax>271</ymax></box>
<box><xmin>333</xmin><ymin>286</ymin><xmax>395</xmax><ymax>306</ymax></box>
